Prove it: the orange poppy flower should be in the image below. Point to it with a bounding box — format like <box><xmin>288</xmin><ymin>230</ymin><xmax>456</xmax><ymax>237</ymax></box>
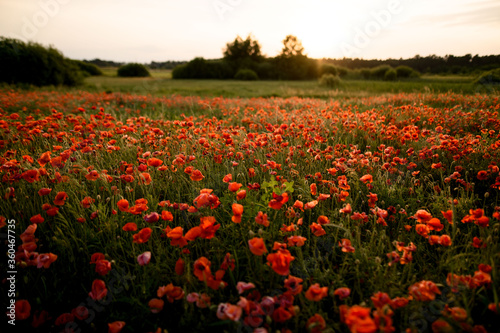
<box><xmin>175</xmin><ymin>258</ymin><xmax>185</xmax><ymax>275</ymax></box>
<box><xmin>333</xmin><ymin>287</ymin><xmax>351</xmax><ymax>300</ymax></box>
<box><xmin>441</xmin><ymin>210</ymin><xmax>453</xmax><ymax>224</ymax></box>
<box><xmin>339</xmin><ymin>239</ymin><xmax>355</xmax><ymax>253</ymax></box>
<box><xmin>228</xmin><ymin>182</ymin><xmax>242</xmax><ymax>192</ymax></box>
<box><xmin>37</xmin><ymin>253</ymin><xmax>58</xmax><ymax>268</ymax></box>
<box><xmin>148</xmin><ymin>298</ymin><xmax>164</xmax><ymax>313</ymax></box>
<box><xmin>477</xmin><ymin>170</ymin><xmax>488</xmax><ymax>180</ymax></box>
<box><xmin>284</xmin><ymin>275</ymin><xmax>303</xmax><ymax>295</ymax></box>
<box><xmin>30</xmin><ymin>214</ymin><xmax>44</xmax><ymax>224</ymax></box>
<box><xmin>122</xmin><ymin>222</ymin><xmax>137</xmax><ymax>231</ymax></box>
<box><xmin>305</xmin><ymin>283</ymin><xmax>328</xmax><ymax>301</ymax></box>
<box><xmin>317</xmin><ymin>215</ymin><xmax>329</xmax><ymax>225</ymax></box>
<box><xmin>268</xmin><ymin>192</ymin><xmax>289</xmax><ymax>210</ymax></box>
<box><xmin>342</xmin><ymin>305</ymin><xmax>377</xmax><ymax>333</ymax></box>
<box><xmin>117</xmin><ymin>199</ymin><xmax>129</xmax><ymax>212</ymax></box>
<box><xmin>190</xmin><ymin>169</ymin><xmax>204</xmax><ymax>181</ymax></box>
<box><xmin>266</xmin><ymin>249</ymin><xmax>294</xmax><ymax>275</ymax></box>
<box><xmin>255</xmin><ymin>211</ymin><xmax>269</xmax><ymax>227</ymax></box>
<box><xmin>89</xmin><ymin>279</ymin><xmax>108</xmax><ymax>300</ymax></box>
<box><xmin>199</xmin><ymin>216</ymin><xmax>220</xmax><ymax>239</ymax></box>
<box><xmin>85</xmin><ymin>170</ymin><xmax>100</xmax><ymax>181</ymax></box>
<box><xmin>167</xmin><ymin>226</ymin><xmax>187</xmax><ymax>248</ymax></box>
<box><xmin>185</xmin><ymin>226</ymin><xmax>202</xmax><ymax>241</ymax></box>
<box><xmin>53</xmin><ymin>191</ymin><xmax>68</xmax><ymax>206</ymax></box>
<box><xmin>248</xmin><ymin>237</ymin><xmax>267</xmax><ymax>256</ymax></box>
<box><xmin>306</xmin><ymin>314</ymin><xmax>326</xmax><ymax>333</ymax></box>
<box><xmin>414</xmin><ymin>209</ymin><xmax>432</xmax><ymax>223</ymax></box>
<box><xmin>427</xmin><ymin>218</ymin><xmax>444</xmax><ymax>231</ymax></box>
<box><xmin>408</xmin><ymin>280</ymin><xmax>441</xmax><ymax>301</ymax></box>
<box><xmin>147</xmin><ymin>157</ymin><xmax>163</xmax><ymax>167</ymax></box>
<box><xmin>236</xmin><ymin>190</ymin><xmax>246</xmax><ymax>200</ymax></box>
<box><xmin>271</xmin><ymin>306</ymin><xmax>293</xmax><ymax>323</ymax></box>
<box><xmin>14</xmin><ymin>300</ymin><xmax>31</xmax><ymax>320</ymax></box>
<box><xmin>21</xmin><ymin>169</ymin><xmax>40</xmax><ymax>183</ymax></box>
<box><xmin>81</xmin><ymin>196</ymin><xmax>95</xmax><ymax>209</ymax></box>
<box><xmin>310</xmin><ymin>223</ymin><xmax>326</xmax><ymax>237</ymax></box>
<box><xmin>231</xmin><ymin>203</ymin><xmax>243</xmax><ymax>223</ymax></box>
<box><xmin>222</xmin><ymin>174</ymin><xmax>232</xmax><ymax>183</ymax></box>
<box><xmin>193</xmin><ymin>257</ymin><xmax>212</xmax><ymax>281</ymax></box>
<box><xmin>304</xmin><ymin>200</ymin><xmax>318</xmax><ymax>210</ymax></box>
<box><xmin>310</xmin><ymin>183</ymin><xmax>317</xmax><ymax>196</ymax></box>
<box><xmin>108</xmin><ymin>321</ymin><xmax>126</xmax><ymax>333</ymax></box>
<box><xmin>37</xmin><ymin>151</ymin><xmax>51</xmax><ymax>167</ymax></box>
<box><xmin>139</xmin><ymin>172</ymin><xmax>152</xmax><ymax>185</ymax></box>
<box><xmin>360</xmin><ymin>174</ymin><xmax>373</xmax><ymax>183</ymax></box>
<box><xmin>133</xmin><ymin>227</ymin><xmax>152</xmax><ymax>244</ymax></box>
<box><xmin>38</xmin><ymin>188</ymin><xmax>52</xmax><ymax>196</ymax></box>
<box><xmin>439</xmin><ymin>235</ymin><xmax>452</xmax><ymax>246</ymax></box>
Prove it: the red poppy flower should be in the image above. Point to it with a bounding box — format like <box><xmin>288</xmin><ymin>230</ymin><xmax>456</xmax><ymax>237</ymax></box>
<box><xmin>305</xmin><ymin>283</ymin><xmax>328</xmax><ymax>301</ymax></box>
<box><xmin>148</xmin><ymin>298</ymin><xmax>164</xmax><ymax>313</ymax></box>
<box><xmin>147</xmin><ymin>157</ymin><xmax>163</xmax><ymax>167</ymax></box>
<box><xmin>248</xmin><ymin>237</ymin><xmax>267</xmax><ymax>256</ymax></box>
<box><xmin>122</xmin><ymin>222</ymin><xmax>137</xmax><ymax>231</ymax></box>
<box><xmin>53</xmin><ymin>191</ymin><xmax>68</xmax><ymax>206</ymax></box>
<box><xmin>14</xmin><ymin>299</ymin><xmax>31</xmax><ymax>320</ymax></box>
<box><xmin>190</xmin><ymin>169</ymin><xmax>204</xmax><ymax>181</ymax></box>
<box><xmin>310</xmin><ymin>223</ymin><xmax>326</xmax><ymax>237</ymax></box>
<box><xmin>133</xmin><ymin>227</ymin><xmax>152</xmax><ymax>244</ymax></box>
<box><xmin>108</xmin><ymin>321</ymin><xmax>126</xmax><ymax>333</ymax></box>
<box><xmin>193</xmin><ymin>257</ymin><xmax>212</xmax><ymax>281</ymax></box>
<box><xmin>268</xmin><ymin>192</ymin><xmax>289</xmax><ymax>210</ymax></box>
<box><xmin>89</xmin><ymin>279</ymin><xmax>108</xmax><ymax>300</ymax></box>
<box><xmin>255</xmin><ymin>211</ymin><xmax>269</xmax><ymax>227</ymax></box>
<box><xmin>266</xmin><ymin>249</ymin><xmax>294</xmax><ymax>275</ymax></box>
<box><xmin>231</xmin><ymin>203</ymin><xmax>243</xmax><ymax>223</ymax></box>
<box><xmin>38</xmin><ymin>188</ymin><xmax>52</xmax><ymax>196</ymax></box>
<box><xmin>30</xmin><ymin>214</ymin><xmax>44</xmax><ymax>224</ymax></box>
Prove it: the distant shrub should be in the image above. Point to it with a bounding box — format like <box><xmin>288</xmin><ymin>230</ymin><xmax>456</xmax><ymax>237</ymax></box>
<box><xmin>234</xmin><ymin>68</ymin><xmax>259</xmax><ymax>81</ymax></box>
<box><xmin>395</xmin><ymin>65</ymin><xmax>419</xmax><ymax>78</ymax></box>
<box><xmin>360</xmin><ymin>68</ymin><xmax>371</xmax><ymax>79</ymax></box>
<box><xmin>172</xmin><ymin>58</ymin><xmax>233</xmax><ymax>79</ymax></box>
<box><xmin>255</xmin><ymin>61</ymin><xmax>276</xmax><ymax>80</ymax></box>
<box><xmin>73</xmin><ymin>60</ymin><xmax>103</xmax><ymax>76</ymax></box>
<box><xmin>384</xmin><ymin>68</ymin><xmax>397</xmax><ymax>81</ymax></box>
<box><xmin>319</xmin><ymin>73</ymin><xmax>341</xmax><ymax>88</ymax></box>
<box><xmin>0</xmin><ymin>37</ymin><xmax>83</xmax><ymax>86</ymax></box>
<box><xmin>371</xmin><ymin>65</ymin><xmax>392</xmax><ymax>79</ymax></box>
<box><xmin>320</xmin><ymin>64</ymin><xmax>338</xmax><ymax>76</ymax></box>
<box><xmin>474</xmin><ymin>68</ymin><xmax>500</xmax><ymax>85</ymax></box>
<box><xmin>336</xmin><ymin>66</ymin><xmax>350</xmax><ymax>77</ymax></box>
<box><xmin>117</xmin><ymin>63</ymin><xmax>150</xmax><ymax>77</ymax></box>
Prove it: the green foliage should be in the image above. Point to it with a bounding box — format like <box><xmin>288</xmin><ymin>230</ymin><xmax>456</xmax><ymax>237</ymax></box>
<box><xmin>234</xmin><ymin>68</ymin><xmax>259</xmax><ymax>81</ymax></box>
<box><xmin>172</xmin><ymin>58</ymin><xmax>233</xmax><ymax>79</ymax></box>
<box><xmin>117</xmin><ymin>63</ymin><xmax>150</xmax><ymax>77</ymax></box>
<box><xmin>72</xmin><ymin>60</ymin><xmax>103</xmax><ymax>76</ymax></box>
<box><xmin>474</xmin><ymin>68</ymin><xmax>500</xmax><ymax>85</ymax></box>
<box><xmin>370</xmin><ymin>65</ymin><xmax>392</xmax><ymax>79</ymax></box>
<box><xmin>319</xmin><ymin>73</ymin><xmax>341</xmax><ymax>88</ymax></box>
<box><xmin>384</xmin><ymin>68</ymin><xmax>397</xmax><ymax>81</ymax></box>
<box><xmin>395</xmin><ymin>65</ymin><xmax>420</xmax><ymax>78</ymax></box>
<box><xmin>320</xmin><ymin>64</ymin><xmax>338</xmax><ymax>76</ymax></box>
<box><xmin>0</xmin><ymin>37</ymin><xmax>83</xmax><ymax>86</ymax></box>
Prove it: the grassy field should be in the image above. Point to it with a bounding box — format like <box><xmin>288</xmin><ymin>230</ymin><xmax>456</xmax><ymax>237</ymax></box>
<box><xmin>82</xmin><ymin>69</ymin><xmax>494</xmax><ymax>98</ymax></box>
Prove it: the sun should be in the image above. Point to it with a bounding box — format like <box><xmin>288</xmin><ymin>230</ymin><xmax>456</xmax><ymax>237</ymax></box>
<box><xmin>290</xmin><ymin>2</ymin><xmax>359</xmax><ymax>58</ymax></box>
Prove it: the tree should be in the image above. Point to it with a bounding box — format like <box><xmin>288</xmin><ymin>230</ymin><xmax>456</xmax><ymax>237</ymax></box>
<box><xmin>281</xmin><ymin>35</ymin><xmax>304</xmax><ymax>57</ymax></box>
<box><xmin>223</xmin><ymin>35</ymin><xmax>263</xmax><ymax>71</ymax></box>
<box><xmin>275</xmin><ymin>35</ymin><xmax>318</xmax><ymax>80</ymax></box>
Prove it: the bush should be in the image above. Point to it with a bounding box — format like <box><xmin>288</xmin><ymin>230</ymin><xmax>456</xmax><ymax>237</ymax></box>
<box><xmin>319</xmin><ymin>73</ymin><xmax>341</xmax><ymax>88</ymax></box>
<box><xmin>117</xmin><ymin>63</ymin><xmax>150</xmax><ymax>77</ymax></box>
<box><xmin>360</xmin><ymin>68</ymin><xmax>371</xmax><ymax>79</ymax></box>
<box><xmin>234</xmin><ymin>68</ymin><xmax>259</xmax><ymax>80</ymax></box>
<box><xmin>395</xmin><ymin>65</ymin><xmax>419</xmax><ymax>78</ymax></box>
<box><xmin>474</xmin><ymin>68</ymin><xmax>500</xmax><ymax>85</ymax></box>
<box><xmin>384</xmin><ymin>68</ymin><xmax>397</xmax><ymax>81</ymax></box>
<box><xmin>0</xmin><ymin>37</ymin><xmax>83</xmax><ymax>86</ymax></box>
<box><xmin>172</xmin><ymin>58</ymin><xmax>233</xmax><ymax>79</ymax></box>
<box><xmin>370</xmin><ymin>65</ymin><xmax>392</xmax><ymax>79</ymax></box>
<box><xmin>320</xmin><ymin>64</ymin><xmax>338</xmax><ymax>76</ymax></box>
<box><xmin>73</xmin><ymin>60</ymin><xmax>103</xmax><ymax>76</ymax></box>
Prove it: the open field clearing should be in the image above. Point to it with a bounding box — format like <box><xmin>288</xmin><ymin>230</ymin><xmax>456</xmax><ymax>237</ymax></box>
<box><xmin>1</xmin><ymin>88</ymin><xmax>499</xmax><ymax>332</ymax></box>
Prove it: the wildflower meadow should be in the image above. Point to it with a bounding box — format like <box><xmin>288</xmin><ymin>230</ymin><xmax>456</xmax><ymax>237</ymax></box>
<box><xmin>1</xmin><ymin>88</ymin><xmax>499</xmax><ymax>332</ymax></box>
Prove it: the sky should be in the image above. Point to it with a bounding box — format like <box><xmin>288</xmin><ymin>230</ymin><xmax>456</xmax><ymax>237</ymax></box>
<box><xmin>0</xmin><ymin>0</ymin><xmax>499</xmax><ymax>63</ymax></box>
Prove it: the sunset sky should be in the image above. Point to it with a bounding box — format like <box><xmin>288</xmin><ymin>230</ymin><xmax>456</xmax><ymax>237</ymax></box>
<box><xmin>1</xmin><ymin>0</ymin><xmax>499</xmax><ymax>63</ymax></box>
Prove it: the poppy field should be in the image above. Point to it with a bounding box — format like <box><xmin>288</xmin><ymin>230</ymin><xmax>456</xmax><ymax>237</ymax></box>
<box><xmin>1</xmin><ymin>87</ymin><xmax>500</xmax><ymax>332</ymax></box>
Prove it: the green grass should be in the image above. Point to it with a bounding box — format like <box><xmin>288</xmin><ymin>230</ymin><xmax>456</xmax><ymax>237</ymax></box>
<box><xmin>82</xmin><ymin>69</ymin><xmax>496</xmax><ymax>98</ymax></box>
